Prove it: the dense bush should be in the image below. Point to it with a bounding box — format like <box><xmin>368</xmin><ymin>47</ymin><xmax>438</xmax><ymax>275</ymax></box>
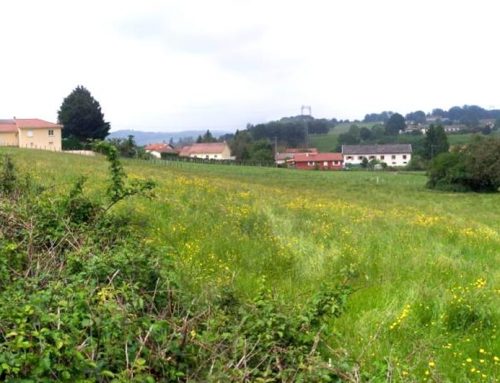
<box><xmin>0</xmin><ymin>151</ymin><xmax>352</xmax><ymax>381</ymax></box>
<box><xmin>427</xmin><ymin>137</ymin><xmax>500</xmax><ymax>192</ymax></box>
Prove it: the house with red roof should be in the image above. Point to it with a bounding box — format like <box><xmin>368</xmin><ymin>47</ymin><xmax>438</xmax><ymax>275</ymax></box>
<box><xmin>288</xmin><ymin>152</ymin><xmax>343</xmax><ymax>170</ymax></box>
<box><xmin>144</xmin><ymin>143</ymin><xmax>178</xmax><ymax>158</ymax></box>
<box><xmin>178</xmin><ymin>142</ymin><xmax>234</xmax><ymax>160</ymax></box>
<box><xmin>275</xmin><ymin>147</ymin><xmax>319</xmax><ymax>166</ymax></box>
<box><xmin>0</xmin><ymin>118</ymin><xmax>62</xmax><ymax>151</ymax></box>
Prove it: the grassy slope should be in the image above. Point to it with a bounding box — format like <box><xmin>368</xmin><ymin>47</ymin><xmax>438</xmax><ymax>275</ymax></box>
<box><xmin>3</xmin><ymin>148</ymin><xmax>499</xmax><ymax>381</ymax></box>
<box><xmin>310</xmin><ymin>125</ymin><xmax>500</xmax><ymax>153</ymax></box>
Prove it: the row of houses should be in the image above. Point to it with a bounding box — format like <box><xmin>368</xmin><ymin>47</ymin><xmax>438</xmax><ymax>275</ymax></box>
<box><xmin>144</xmin><ymin>141</ymin><xmax>412</xmax><ymax>169</ymax></box>
<box><xmin>0</xmin><ymin>118</ymin><xmax>412</xmax><ymax>170</ymax></box>
<box><xmin>279</xmin><ymin>144</ymin><xmax>412</xmax><ymax>169</ymax></box>
<box><xmin>145</xmin><ymin>142</ymin><xmax>235</xmax><ymax>160</ymax></box>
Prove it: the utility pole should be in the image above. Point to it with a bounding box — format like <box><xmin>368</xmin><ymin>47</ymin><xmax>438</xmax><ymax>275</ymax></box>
<box><xmin>301</xmin><ymin>105</ymin><xmax>312</xmax><ymax>149</ymax></box>
<box><xmin>274</xmin><ymin>136</ymin><xmax>278</xmax><ymax>167</ymax></box>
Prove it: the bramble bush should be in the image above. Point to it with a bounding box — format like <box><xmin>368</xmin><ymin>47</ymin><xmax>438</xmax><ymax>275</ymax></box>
<box><xmin>0</xmin><ymin>148</ymin><xmax>352</xmax><ymax>382</ymax></box>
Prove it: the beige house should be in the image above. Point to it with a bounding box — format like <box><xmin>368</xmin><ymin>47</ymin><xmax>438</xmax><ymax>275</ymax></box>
<box><xmin>179</xmin><ymin>142</ymin><xmax>234</xmax><ymax>160</ymax></box>
<box><xmin>0</xmin><ymin>118</ymin><xmax>63</xmax><ymax>151</ymax></box>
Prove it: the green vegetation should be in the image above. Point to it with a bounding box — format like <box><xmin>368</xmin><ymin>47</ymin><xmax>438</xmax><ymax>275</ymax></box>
<box><xmin>1</xmin><ymin>148</ymin><xmax>499</xmax><ymax>381</ymax></box>
<box><xmin>59</xmin><ymin>85</ymin><xmax>110</xmax><ymax>145</ymax></box>
<box><xmin>427</xmin><ymin>137</ymin><xmax>500</xmax><ymax>192</ymax></box>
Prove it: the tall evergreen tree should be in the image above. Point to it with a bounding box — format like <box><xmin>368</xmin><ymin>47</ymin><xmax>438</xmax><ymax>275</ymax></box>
<box><xmin>423</xmin><ymin>124</ymin><xmax>449</xmax><ymax>159</ymax></box>
<box><xmin>58</xmin><ymin>86</ymin><xmax>110</xmax><ymax>141</ymax></box>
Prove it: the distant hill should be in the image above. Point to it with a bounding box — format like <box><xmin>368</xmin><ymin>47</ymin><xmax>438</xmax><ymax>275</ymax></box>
<box><xmin>108</xmin><ymin>129</ymin><xmax>233</xmax><ymax>146</ymax></box>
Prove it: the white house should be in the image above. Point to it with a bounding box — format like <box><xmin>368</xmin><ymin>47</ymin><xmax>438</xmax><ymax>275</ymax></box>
<box><xmin>178</xmin><ymin>142</ymin><xmax>234</xmax><ymax>160</ymax></box>
<box><xmin>342</xmin><ymin>144</ymin><xmax>412</xmax><ymax>167</ymax></box>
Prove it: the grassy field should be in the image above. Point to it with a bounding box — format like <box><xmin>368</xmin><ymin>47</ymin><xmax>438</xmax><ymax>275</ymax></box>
<box><xmin>2</xmin><ymin>148</ymin><xmax>499</xmax><ymax>381</ymax></box>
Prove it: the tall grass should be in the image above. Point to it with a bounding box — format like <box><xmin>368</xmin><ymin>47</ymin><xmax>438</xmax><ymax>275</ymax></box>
<box><xmin>3</xmin><ymin>147</ymin><xmax>499</xmax><ymax>381</ymax></box>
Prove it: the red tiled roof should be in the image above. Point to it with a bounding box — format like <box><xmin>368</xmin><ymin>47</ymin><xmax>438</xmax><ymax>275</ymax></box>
<box><xmin>178</xmin><ymin>146</ymin><xmax>192</xmax><ymax>157</ymax></box>
<box><xmin>0</xmin><ymin>120</ymin><xmax>17</xmax><ymax>133</ymax></box>
<box><xmin>144</xmin><ymin>143</ymin><xmax>177</xmax><ymax>153</ymax></box>
<box><xmin>15</xmin><ymin>118</ymin><xmax>62</xmax><ymax>129</ymax></box>
<box><xmin>179</xmin><ymin>142</ymin><xmax>228</xmax><ymax>156</ymax></box>
<box><xmin>292</xmin><ymin>153</ymin><xmax>343</xmax><ymax>162</ymax></box>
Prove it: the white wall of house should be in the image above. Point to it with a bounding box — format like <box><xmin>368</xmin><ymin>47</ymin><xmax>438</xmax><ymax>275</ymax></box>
<box><xmin>190</xmin><ymin>145</ymin><xmax>233</xmax><ymax>160</ymax></box>
<box><xmin>146</xmin><ymin>150</ymin><xmax>162</xmax><ymax>159</ymax></box>
<box><xmin>190</xmin><ymin>152</ymin><xmax>224</xmax><ymax>160</ymax></box>
<box><xmin>343</xmin><ymin>153</ymin><xmax>411</xmax><ymax>167</ymax></box>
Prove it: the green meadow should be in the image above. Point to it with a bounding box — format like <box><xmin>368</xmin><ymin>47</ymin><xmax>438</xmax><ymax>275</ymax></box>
<box><xmin>2</xmin><ymin>148</ymin><xmax>499</xmax><ymax>381</ymax></box>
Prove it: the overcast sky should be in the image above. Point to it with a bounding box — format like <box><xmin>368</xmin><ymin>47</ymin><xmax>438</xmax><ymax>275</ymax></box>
<box><xmin>1</xmin><ymin>0</ymin><xmax>499</xmax><ymax>132</ymax></box>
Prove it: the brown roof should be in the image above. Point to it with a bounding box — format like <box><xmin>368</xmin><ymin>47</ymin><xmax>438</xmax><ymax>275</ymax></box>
<box><xmin>292</xmin><ymin>152</ymin><xmax>343</xmax><ymax>162</ymax></box>
<box><xmin>179</xmin><ymin>142</ymin><xmax>228</xmax><ymax>156</ymax></box>
<box><xmin>342</xmin><ymin>144</ymin><xmax>412</xmax><ymax>155</ymax></box>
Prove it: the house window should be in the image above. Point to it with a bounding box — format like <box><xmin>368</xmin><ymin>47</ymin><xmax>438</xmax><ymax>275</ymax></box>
<box><xmin>380</xmin><ymin>155</ymin><xmax>385</xmax><ymax>160</ymax></box>
<box><xmin>48</xmin><ymin>129</ymin><xmax>54</xmax><ymax>136</ymax></box>
<box><xmin>323</xmin><ymin>161</ymin><xmax>328</xmax><ymax>167</ymax></box>
<box><xmin>369</xmin><ymin>156</ymin><xmax>375</xmax><ymax>160</ymax></box>
<box><xmin>347</xmin><ymin>156</ymin><xmax>353</xmax><ymax>160</ymax></box>
<box><xmin>358</xmin><ymin>156</ymin><xmax>363</xmax><ymax>160</ymax></box>
<box><xmin>214</xmin><ymin>155</ymin><xmax>218</xmax><ymax>158</ymax></box>
<box><xmin>402</xmin><ymin>155</ymin><xmax>407</xmax><ymax>159</ymax></box>
<box><xmin>27</xmin><ymin>130</ymin><xmax>33</xmax><ymax>137</ymax></box>
<box><xmin>391</xmin><ymin>155</ymin><xmax>396</xmax><ymax>159</ymax></box>
<box><xmin>308</xmin><ymin>161</ymin><xmax>315</xmax><ymax>166</ymax></box>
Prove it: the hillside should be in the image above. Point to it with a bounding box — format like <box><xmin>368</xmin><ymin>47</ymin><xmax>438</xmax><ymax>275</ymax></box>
<box><xmin>1</xmin><ymin>148</ymin><xmax>499</xmax><ymax>381</ymax></box>
<box><xmin>309</xmin><ymin>123</ymin><xmax>500</xmax><ymax>152</ymax></box>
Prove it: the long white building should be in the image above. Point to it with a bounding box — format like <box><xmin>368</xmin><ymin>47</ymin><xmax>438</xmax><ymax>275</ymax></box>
<box><xmin>342</xmin><ymin>144</ymin><xmax>412</xmax><ymax>167</ymax></box>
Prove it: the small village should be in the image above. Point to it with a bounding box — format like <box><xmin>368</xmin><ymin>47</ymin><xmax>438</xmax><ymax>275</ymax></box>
<box><xmin>0</xmin><ymin>117</ymin><xmax>414</xmax><ymax>170</ymax></box>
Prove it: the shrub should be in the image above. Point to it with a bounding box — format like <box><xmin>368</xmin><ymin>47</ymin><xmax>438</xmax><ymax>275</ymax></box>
<box><xmin>426</xmin><ymin>137</ymin><xmax>500</xmax><ymax>192</ymax></box>
<box><xmin>0</xmin><ymin>153</ymin><xmax>354</xmax><ymax>381</ymax></box>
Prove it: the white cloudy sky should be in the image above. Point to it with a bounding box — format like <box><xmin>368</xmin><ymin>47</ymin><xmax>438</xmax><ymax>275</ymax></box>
<box><xmin>1</xmin><ymin>0</ymin><xmax>499</xmax><ymax>132</ymax></box>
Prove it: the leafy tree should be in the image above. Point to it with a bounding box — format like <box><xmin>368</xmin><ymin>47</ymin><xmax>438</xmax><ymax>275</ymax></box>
<box><xmin>107</xmin><ymin>135</ymin><xmax>139</xmax><ymax>158</ymax></box>
<box><xmin>384</xmin><ymin>113</ymin><xmax>406</xmax><ymax>135</ymax></box>
<box><xmin>249</xmin><ymin>140</ymin><xmax>274</xmax><ymax>162</ymax></box>
<box><xmin>427</xmin><ymin>152</ymin><xmax>469</xmax><ymax>191</ymax></box>
<box><xmin>363</xmin><ymin>111</ymin><xmax>393</xmax><ymax>123</ymax></box>
<box><xmin>405</xmin><ymin>110</ymin><xmax>426</xmax><ymax>124</ymax></box>
<box><xmin>337</xmin><ymin>125</ymin><xmax>362</xmax><ymax>149</ymax></box>
<box><xmin>58</xmin><ymin>85</ymin><xmax>110</xmax><ymax>141</ymax></box>
<box><xmin>229</xmin><ymin>130</ymin><xmax>252</xmax><ymax>160</ymax></box>
<box><xmin>371</xmin><ymin>124</ymin><xmax>386</xmax><ymax>139</ymax></box>
<box><xmin>427</xmin><ymin>137</ymin><xmax>500</xmax><ymax>192</ymax></box>
<box><xmin>423</xmin><ymin>124</ymin><xmax>449</xmax><ymax>160</ymax></box>
<box><xmin>463</xmin><ymin>138</ymin><xmax>500</xmax><ymax>191</ymax></box>
<box><xmin>359</xmin><ymin>127</ymin><xmax>373</xmax><ymax>141</ymax></box>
